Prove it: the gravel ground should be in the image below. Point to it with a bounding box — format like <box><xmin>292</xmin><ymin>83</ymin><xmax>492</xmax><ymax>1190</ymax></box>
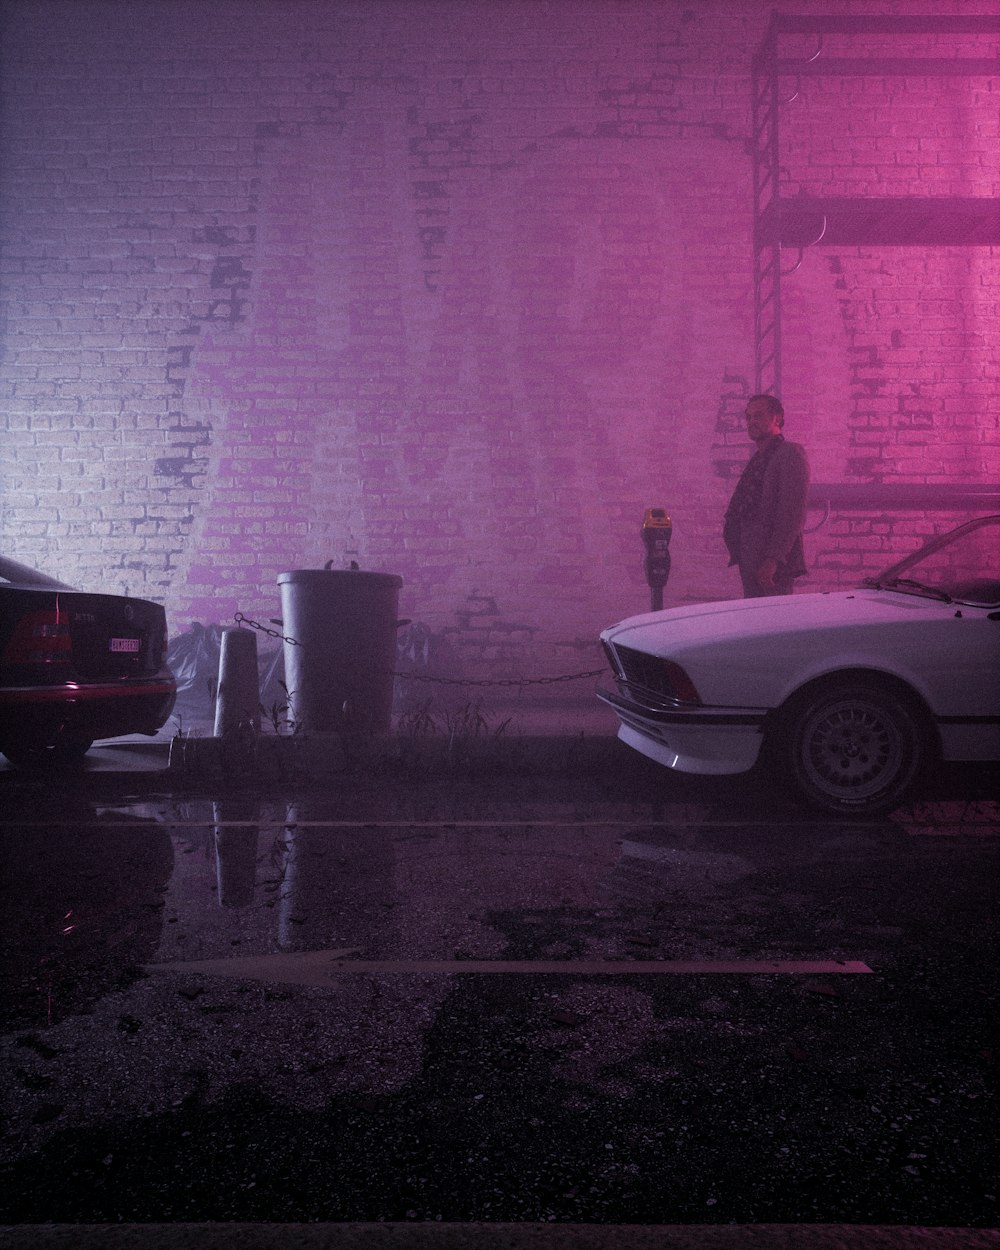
<box><xmin>0</xmin><ymin>755</ymin><xmax>997</xmax><ymax>1232</ymax></box>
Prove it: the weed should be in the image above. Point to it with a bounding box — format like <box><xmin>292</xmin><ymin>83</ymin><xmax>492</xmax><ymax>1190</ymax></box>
<box><xmin>261</xmin><ymin>698</ymin><xmax>292</xmax><ymax>736</ymax></box>
<box><xmin>396</xmin><ymin>698</ymin><xmax>438</xmax><ymax>738</ymax></box>
<box><xmin>443</xmin><ymin>701</ymin><xmax>512</xmax><ymax>740</ymax></box>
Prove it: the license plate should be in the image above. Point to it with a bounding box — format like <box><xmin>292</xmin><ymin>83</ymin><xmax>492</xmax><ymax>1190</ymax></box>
<box><xmin>109</xmin><ymin>638</ymin><xmax>141</xmax><ymax>654</ymax></box>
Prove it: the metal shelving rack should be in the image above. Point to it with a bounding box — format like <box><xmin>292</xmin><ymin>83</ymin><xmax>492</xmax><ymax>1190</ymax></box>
<box><xmin>751</xmin><ymin>14</ymin><xmax>1000</xmax><ymax>397</ymax></box>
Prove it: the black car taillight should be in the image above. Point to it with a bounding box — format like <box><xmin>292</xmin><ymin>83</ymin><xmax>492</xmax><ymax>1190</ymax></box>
<box><xmin>1</xmin><ymin>609</ymin><xmax>73</xmax><ymax>666</ymax></box>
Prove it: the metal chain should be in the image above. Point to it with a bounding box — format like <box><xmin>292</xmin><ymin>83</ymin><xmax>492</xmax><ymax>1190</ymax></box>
<box><xmin>391</xmin><ymin>669</ymin><xmax>605</xmax><ymax>688</ymax></box>
<box><xmin>233</xmin><ymin>612</ymin><xmax>301</xmax><ymax>646</ymax></box>
<box><xmin>235</xmin><ymin>612</ymin><xmax>602</xmax><ymax>687</ymax></box>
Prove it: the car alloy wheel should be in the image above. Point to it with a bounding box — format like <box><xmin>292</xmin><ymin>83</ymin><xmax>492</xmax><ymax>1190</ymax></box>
<box><xmin>783</xmin><ymin>681</ymin><xmax>923</xmax><ymax>815</ymax></box>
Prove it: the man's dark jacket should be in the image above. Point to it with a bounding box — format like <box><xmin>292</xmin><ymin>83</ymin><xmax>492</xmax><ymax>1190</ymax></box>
<box><xmin>723</xmin><ymin>434</ymin><xmax>809</xmax><ymax>582</ymax></box>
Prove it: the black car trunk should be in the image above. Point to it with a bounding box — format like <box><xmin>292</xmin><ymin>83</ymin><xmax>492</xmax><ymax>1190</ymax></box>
<box><xmin>0</xmin><ymin>589</ymin><xmax>167</xmax><ymax>684</ymax></box>
<box><xmin>62</xmin><ymin>592</ymin><xmax>167</xmax><ymax>682</ymax></box>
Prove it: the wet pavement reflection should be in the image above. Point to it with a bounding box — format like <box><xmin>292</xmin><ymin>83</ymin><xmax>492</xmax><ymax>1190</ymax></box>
<box><xmin>0</xmin><ymin>766</ymin><xmax>997</xmax><ymax>1228</ymax></box>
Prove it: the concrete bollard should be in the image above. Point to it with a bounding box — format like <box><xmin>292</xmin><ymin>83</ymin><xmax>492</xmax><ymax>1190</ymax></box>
<box><xmin>214</xmin><ymin>626</ymin><xmax>261</xmax><ymax>738</ymax></box>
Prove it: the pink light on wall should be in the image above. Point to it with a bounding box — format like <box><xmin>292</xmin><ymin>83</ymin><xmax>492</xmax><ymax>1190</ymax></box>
<box><xmin>173</xmin><ymin>115</ymin><xmax>756</xmax><ymax>633</ymax></box>
<box><xmin>1</xmin><ymin>0</ymin><xmax>997</xmax><ymax>660</ymax></box>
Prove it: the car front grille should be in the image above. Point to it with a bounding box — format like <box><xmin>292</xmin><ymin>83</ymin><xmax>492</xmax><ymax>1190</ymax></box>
<box><xmin>602</xmin><ymin>642</ymin><xmax>704</xmax><ymax>707</ymax></box>
<box><xmin>612</xmin><ymin>640</ymin><xmax>670</xmax><ymax>700</ymax></box>
<box><xmin>606</xmin><ymin>643</ymin><xmax>676</xmax><ymax>701</ymax></box>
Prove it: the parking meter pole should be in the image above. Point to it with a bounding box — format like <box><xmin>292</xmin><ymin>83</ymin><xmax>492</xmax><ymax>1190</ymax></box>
<box><xmin>641</xmin><ymin>508</ymin><xmax>672</xmax><ymax>613</ymax></box>
<box><xmin>214</xmin><ymin>626</ymin><xmax>261</xmax><ymax>739</ymax></box>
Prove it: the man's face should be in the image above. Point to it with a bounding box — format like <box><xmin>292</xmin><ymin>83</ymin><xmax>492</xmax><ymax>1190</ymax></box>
<box><xmin>745</xmin><ymin>400</ymin><xmax>782</xmax><ymax>445</ymax></box>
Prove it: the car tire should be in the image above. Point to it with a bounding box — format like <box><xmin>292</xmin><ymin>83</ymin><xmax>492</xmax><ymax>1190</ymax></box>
<box><xmin>779</xmin><ymin>680</ymin><xmax>925</xmax><ymax>816</ymax></box>
<box><xmin>0</xmin><ymin>733</ymin><xmax>94</xmax><ymax>769</ymax></box>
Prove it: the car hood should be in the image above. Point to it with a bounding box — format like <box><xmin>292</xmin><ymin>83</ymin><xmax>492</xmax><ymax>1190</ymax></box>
<box><xmin>601</xmin><ymin>589</ymin><xmax>956</xmax><ymax>708</ymax></box>
<box><xmin>603</xmin><ymin>589</ymin><xmax>945</xmax><ymax>648</ymax></box>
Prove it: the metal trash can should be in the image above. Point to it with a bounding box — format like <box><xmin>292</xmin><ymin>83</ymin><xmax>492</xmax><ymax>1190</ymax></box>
<box><xmin>276</xmin><ymin>567</ymin><xmax>403</xmax><ymax>736</ymax></box>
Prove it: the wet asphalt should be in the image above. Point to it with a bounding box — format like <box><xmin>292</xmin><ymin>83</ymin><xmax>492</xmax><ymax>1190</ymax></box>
<box><xmin>0</xmin><ymin>730</ymin><xmax>997</xmax><ymax>1246</ymax></box>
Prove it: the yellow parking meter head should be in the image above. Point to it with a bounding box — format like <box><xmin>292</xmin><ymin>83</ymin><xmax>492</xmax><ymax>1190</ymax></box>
<box><xmin>642</xmin><ymin>508</ymin><xmax>672</xmax><ymax>536</ymax></box>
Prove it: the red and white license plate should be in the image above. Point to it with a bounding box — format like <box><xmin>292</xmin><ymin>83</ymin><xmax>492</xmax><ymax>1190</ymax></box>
<box><xmin>109</xmin><ymin>638</ymin><xmax>141</xmax><ymax>654</ymax></box>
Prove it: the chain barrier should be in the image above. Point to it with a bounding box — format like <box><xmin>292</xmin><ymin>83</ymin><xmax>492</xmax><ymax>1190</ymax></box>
<box><xmin>233</xmin><ymin>612</ymin><xmax>301</xmax><ymax>646</ymax></box>
<box><xmin>391</xmin><ymin>669</ymin><xmax>605</xmax><ymax>688</ymax></box>
<box><xmin>234</xmin><ymin>612</ymin><xmax>603</xmax><ymax>687</ymax></box>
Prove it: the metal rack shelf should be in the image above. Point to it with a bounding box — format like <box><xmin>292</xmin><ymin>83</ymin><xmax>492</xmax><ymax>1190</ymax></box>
<box><xmin>751</xmin><ymin>14</ymin><xmax>1000</xmax><ymax>395</ymax></box>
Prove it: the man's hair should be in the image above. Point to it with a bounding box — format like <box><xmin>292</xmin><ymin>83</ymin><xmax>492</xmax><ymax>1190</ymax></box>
<box><xmin>747</xmin><ymin>393</ymin><xmax>784</xmax><ymax>427</ymax></box>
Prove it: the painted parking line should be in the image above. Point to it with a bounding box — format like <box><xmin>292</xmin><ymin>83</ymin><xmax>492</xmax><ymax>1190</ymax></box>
<box><xmin>898</xmin><ymin>823</ymin><xmax>999</xmax><ymax>837</ymax></box>
<box><xmin>894</xmin><ymin>802</ymin><xmax>1000</xmax><ymax>836</ymax></box>
<box><xmin>5</xmin><ymin>813</ymin><xmax>997</xmax><ymax>832</ymax></box>
<box><xmin>2</xmin><ymin>1223</ymin><xmax>997</xmax><ymax>1250</ymax></box>
<box><xmin>147</xmin><ymin>950</ymin><xmax>872</xmax><ymax>987</ymax></box>
<box><xmin>0</xmin><ymin>818</ymin><xmax>917</xmax><ymax>829</ymax></box>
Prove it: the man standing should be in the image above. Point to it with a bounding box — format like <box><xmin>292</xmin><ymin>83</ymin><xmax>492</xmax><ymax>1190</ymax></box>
<box><xmin>723</xmin><ymin>394</ymin><xmax>809</xmax><ymax>597</ymax></box>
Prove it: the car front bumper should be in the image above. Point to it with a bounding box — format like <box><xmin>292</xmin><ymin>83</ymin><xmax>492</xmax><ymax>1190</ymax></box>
<box><xmin>596</xmin><ymin>685</ymin><xmax>767</xmax><ymax>775</ymax></box>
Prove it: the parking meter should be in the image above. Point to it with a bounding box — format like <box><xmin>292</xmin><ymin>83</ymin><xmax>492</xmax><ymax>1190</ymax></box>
<box><xmin>642</xmin><ymin>508</ymin><xmax>672</xmax><ymax>611</ymax></box>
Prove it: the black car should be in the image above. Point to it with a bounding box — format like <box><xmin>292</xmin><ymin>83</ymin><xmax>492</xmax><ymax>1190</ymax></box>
<box><xmin>0</xmin><ymin>557</ymin><xmax>176</xmax><ymax>766</ymax></box>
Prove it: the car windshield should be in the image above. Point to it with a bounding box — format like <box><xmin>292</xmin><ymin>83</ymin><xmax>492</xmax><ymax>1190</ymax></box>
<box><xmin>864</xmin><ymin>515</ymin><xmax>1000</xmax><ymax>608</ymax></box>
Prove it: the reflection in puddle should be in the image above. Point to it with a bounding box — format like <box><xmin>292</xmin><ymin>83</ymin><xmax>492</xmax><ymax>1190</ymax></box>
<box><xmin>0</xmin><ymin>809</ymin><xmax>174</xmax><ymax>1029</ymax></box>
<box><xmin>620</xmin><ymin>840</ymin><xmax>754</xmax><ymax>883</ymax></box>
<box><xmin>278</xmin><ymin>802</ymin><xmax>397</xmax><ymax>954</ymax></box>
<box><xmin>891</xmin><ymin>800</ymin><xmax>1000</xmax><ymax>837</ymax></box>
<box><xmin>213</xmin><ymin>798</ymin><xmax>261</xmax><ymax>909</ymax></box>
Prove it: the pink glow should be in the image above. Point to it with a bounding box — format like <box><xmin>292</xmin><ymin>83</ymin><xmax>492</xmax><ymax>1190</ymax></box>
<box><xmin>0</xmin><ymin>1</ymin><xmax>994</xmax><ymax>667</ymax></box>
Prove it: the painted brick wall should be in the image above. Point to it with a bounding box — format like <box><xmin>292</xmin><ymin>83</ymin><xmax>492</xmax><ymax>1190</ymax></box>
<box><xmin>1</xmin><ymin>0</ymin><xmax>997</xmax><ymax>685</ymax></box>
<box><xmin>770</xmin><ymin>22</ymin><xmax>1000</xmax><ymax>592</ymax></box>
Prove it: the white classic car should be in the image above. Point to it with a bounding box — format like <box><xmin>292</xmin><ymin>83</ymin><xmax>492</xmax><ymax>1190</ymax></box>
<box><xmin>598</xmin><ymin>514</ymin><xmax>1000</xmax><ymax>814</ymax></box>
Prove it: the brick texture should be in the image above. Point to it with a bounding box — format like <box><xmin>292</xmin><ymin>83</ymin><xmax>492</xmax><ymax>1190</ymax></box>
<box><xmin>1</xmin><ymin>0</ymin><xmax>997</xmax><ymax>682</ymax></box>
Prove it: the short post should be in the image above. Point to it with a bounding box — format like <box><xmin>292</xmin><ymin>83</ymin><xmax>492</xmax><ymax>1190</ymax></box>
<box><xmin>214</xmin><ymin>626</ymin><xmax>261</xmax><ymax>738</ymax></box>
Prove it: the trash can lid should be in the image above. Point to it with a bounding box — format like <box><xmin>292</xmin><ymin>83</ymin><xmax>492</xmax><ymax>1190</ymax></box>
<box><xmin>277</xmin><ymin>568</ymin><xmax>403</xmax><ymax>588</ymax></box>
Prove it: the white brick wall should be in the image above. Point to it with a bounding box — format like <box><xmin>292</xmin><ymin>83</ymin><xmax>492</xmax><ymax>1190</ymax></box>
<box><xmin>1</xmin><ymin>0</ymin><xmax>997</xmax><ymax>678</ymax></box>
